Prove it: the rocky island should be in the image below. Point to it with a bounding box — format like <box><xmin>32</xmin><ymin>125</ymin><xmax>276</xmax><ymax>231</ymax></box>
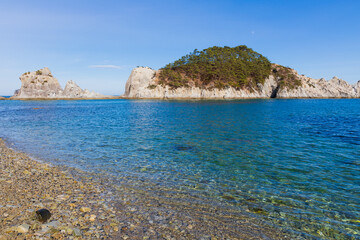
<box><xmin>123</xmin><ymin>46</ymin><xmax>360</xmax><ymax>99</ymax></box>
<box><xmin>11</xmin><ymin>67</ymin><xmax>107</xmax><ymax>99</ymax></box>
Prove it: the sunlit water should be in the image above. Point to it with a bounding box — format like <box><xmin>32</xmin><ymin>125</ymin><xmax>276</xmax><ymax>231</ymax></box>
<box><xmin>0</xmin><ymin>99</ymin><xmax>359</xmax><ymax>239</ymax></box>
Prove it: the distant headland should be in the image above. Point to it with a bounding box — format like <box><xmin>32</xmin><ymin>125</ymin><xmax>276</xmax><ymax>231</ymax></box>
<box><xmin>124</xmin><ymin>46</ymin><xmax>360</xmax><ymax>99</ymax></box>
<box><xmin>1</xmin><ymin>45</ymin><xmax>360</xmax><ymax>100</ymax></box>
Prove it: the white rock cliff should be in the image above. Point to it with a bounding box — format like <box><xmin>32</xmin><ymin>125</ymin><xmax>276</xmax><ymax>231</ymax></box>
<box><xmin>124</xmin><ymin>67</ymin><xmax>360</xmax><ymax>99</ymax></box>
<box><xmin>12</xmin><ymin>68</ymin><xmax>106</xmax><ymax>99</ymax></box>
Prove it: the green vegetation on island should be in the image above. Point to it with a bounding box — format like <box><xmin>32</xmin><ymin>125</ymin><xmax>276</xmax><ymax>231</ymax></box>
<box><xmin>272</xmin><ymin>64</ymin><xmax>302</xmax><ymax>90</ymax></box>
<box><xmin>158</xmin><ymin>45</ymin><xmax>301</xmax><ymax>90</ymax></box>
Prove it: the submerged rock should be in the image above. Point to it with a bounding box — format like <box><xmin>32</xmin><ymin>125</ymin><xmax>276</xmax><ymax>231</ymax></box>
<box><xmin>174</xmin><ymin>145</ymin><xmax>195</xmax><ymax>151</ymax></box>
<box><xmin>12</xmin><ymin>68</ymin><xmax>107</xmax><ymax>99</ymax></box>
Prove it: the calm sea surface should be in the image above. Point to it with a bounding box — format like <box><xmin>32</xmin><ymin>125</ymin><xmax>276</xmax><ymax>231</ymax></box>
<box><xmin>0</xmin><ymin>99</ymin><xmax>359</xmax><ymax>239</ymax></box>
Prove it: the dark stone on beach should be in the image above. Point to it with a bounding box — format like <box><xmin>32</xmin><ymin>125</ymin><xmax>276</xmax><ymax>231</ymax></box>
<box><xmin>36</xmin><ymin>208</ymin><xmax>51</xmax><ymax>223</ymax></box>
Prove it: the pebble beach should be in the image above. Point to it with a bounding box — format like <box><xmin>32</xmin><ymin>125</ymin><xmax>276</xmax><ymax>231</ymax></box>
<box><xmin>0</xmin><ymin>138</ymin><xmax>117</xmax><ymax>239</ymax></box>
<box><xmin>0</xmin><ymin>138</ymin><xmax>292</xmax><ymax>239</ymax></box>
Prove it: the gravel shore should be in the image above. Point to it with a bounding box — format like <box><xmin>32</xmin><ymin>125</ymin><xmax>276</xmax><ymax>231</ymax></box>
<box><xmin>0</xmin><ymin>139</ymin><xmax>118</xmax><ymax>239</ymax></box>
<box><xmin>0</xmin><ymin>138</ymin><xmax>293</xmax><ymax>239</ymax></box>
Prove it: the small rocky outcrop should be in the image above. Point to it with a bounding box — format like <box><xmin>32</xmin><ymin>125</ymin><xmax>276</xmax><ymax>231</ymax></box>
<box><xmin>0</xmin><ymin>97</ymin><xmax>6</xmax><ymax>100</ymax></box>
<box><xmin>123</xmin><ymin>67</ymin><xmax>360</xmax><ymax>99</ymax></box>
<box><xmin>12</xmin><ymin>68</ymin><xmax>106</xmax><ymax>99</ymax></box>
<box><xmin>62</xmin><ymin>80</ymin><xmax>103</xmax><ymax>98</ymax></box>
<box><xmin>13</xmin><ymin>68</ymin><xmax>62</xmax><ymax>98</ymax></box>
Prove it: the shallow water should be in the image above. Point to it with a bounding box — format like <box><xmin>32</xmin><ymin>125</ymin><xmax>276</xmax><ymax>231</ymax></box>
<box><xmin>0</xmin><ymin>99</ymin><xmax>359</xmax><ymax>239</ymax></box>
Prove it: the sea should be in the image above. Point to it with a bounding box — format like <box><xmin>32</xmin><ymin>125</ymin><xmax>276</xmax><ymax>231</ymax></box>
<box><xmin>0</xmin><ymin>99</ymin><xmax>359</xmax><ymax>239</ymax></box>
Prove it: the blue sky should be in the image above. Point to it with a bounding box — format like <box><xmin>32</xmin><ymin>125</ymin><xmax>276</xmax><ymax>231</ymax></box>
<box><xmin>0</xmin><ymin>0</ymin><xmax>359</xmax><ymax>95</ymax></box>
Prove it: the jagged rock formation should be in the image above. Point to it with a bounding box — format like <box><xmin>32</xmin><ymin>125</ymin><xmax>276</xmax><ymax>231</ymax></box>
<box><xmin>12</xmin><ymin>68</ymin><xmax>106</xmax><ymax>99</ymax></box>
<box><xmin>62</xmin><ymin>80</ymin><xmax>103</xmax><ymax>98</ymax></box>
<box><xmin>0</xmin><ymin>97</ymin><xmax>6</xmax><ymax>100</ymax></box>
<box><xmin>123</xmin><ymin>67</ymin><xmax>360</xmax><ymax>99</ymax></box>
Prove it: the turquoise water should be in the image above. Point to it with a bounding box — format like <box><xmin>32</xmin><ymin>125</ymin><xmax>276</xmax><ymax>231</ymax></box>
<box><xmin>0</xmin><ymin>99</ymin><xmax>359</xmax><ymax>239</ymax></box>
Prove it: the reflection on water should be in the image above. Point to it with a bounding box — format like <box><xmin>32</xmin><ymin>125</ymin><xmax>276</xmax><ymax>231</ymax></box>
<box><xmin>0</xmin><ymin>99</ymin><xmax>359</xmax><ymax>239</ymax></box>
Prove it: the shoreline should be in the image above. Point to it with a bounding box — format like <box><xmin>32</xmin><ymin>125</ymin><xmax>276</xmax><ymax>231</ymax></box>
<box><xmin>0</xmin><ymin>138</ymin><xmax>295</xmax><ymax>239</ymax></box>
<box><xmin>2</xmin><ymin>96</ymin><xmax>123</xmax><ymax>101</ymax></box>
<box><xmin>1</xmin><ymin>96</ymin><xmax>360</xmax><ymax>101</ymax></box>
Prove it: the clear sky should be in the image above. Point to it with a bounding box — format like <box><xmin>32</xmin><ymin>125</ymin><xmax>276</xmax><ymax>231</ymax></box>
<box><xmin>0</xmin><ymin>0</ymin><xmax>359</xmax><ymax>95</ymax></box>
